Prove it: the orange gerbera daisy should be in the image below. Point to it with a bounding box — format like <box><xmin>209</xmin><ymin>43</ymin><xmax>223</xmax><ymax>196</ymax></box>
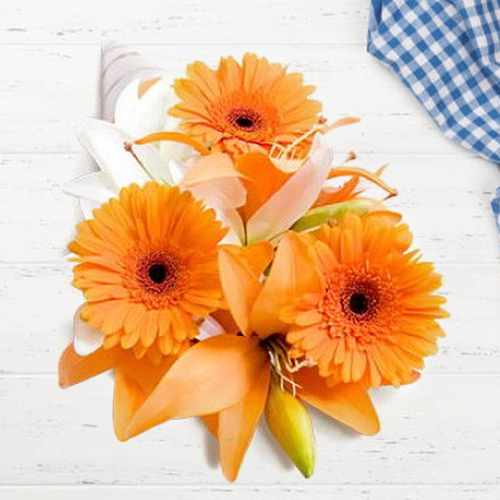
<box><xmin>169</xmin><ymin>53</ymin><xmax>322</xmax><ymax>154</ymax></box>
<box><xmin>69</xmin><ymin>182</ymin><xmax>227</xmax><ymax>360</ymax></box>
<box><xmin>282</xmin><ymin>212</ymin><xmax>448</xmax><ymax>387</ymax></box>
<box><xmin>59</xmin><ymin>181</ymin><xmax>227</xmax><ymax>439</ymax></box>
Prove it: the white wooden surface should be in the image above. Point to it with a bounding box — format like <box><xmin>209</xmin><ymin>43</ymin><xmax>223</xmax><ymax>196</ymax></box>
<box><xmin>1</xmin><ymin>1</ymin><xmax>499</xmax><ymax>499</ymax></box>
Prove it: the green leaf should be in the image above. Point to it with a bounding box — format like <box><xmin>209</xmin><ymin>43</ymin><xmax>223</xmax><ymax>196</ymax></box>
<box><xmin>292</xmin><ymin>199</ymin><xmax>376</xmax><ymax>232</ymax></box>
<box><xmin>265</xmin><ymin>379</ymin><xmax>315</xmax><ymax>478</ymax></box>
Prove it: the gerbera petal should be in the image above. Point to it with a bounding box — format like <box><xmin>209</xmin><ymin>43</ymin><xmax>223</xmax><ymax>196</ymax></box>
<box><xmin>296</xmin><ymin>368</ymin><xmax>380</xmax><ymax>435</ymax></box>
<box><xmin>219</xmin><ymin>364</ymin><xmax>271</xmax><ymax>481</ymax></box>
<box><xmin>125</xmin><ymin>335</ymin><xmax>267</xmax><ymax>439</ymax></box>
<box><xmin>251</xmin><ymin>232</ymin><xmax>322</xmax><ymax>337</ymax></box>
<box><xmin>246</xmin><ymin>138</ymin><xmax>334</xmax><ymax>243</ymax></box>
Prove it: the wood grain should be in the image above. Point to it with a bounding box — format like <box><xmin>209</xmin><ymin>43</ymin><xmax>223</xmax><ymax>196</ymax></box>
<box><xmin>0</xmin><ymin>0</ymin><xmax>499</xmax><ymax>498</ymax></box>
<box><xmin>1</xmin><ymin>376</ymin><xmax>500</xmax><ymax>485</ymax></box>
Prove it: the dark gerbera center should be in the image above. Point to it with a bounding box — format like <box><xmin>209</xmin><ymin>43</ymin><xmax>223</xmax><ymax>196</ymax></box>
<box><xmin>235</xmin><ymin>115</ymin><xmax>255</xmax><ymax>129</ymax></box>
<box><xmin>338</xmin><ymin>280</ymin><xmax>381</xmax><ymax>322</ymax></box>
<box><xmin>148</xmin><ymin>263</ymin><xmax>168</xmax><ymax>284</ymax></box>
<box><xmin>135</xmin><ymin>250</ymin><xmax>183</xmax><ymax>296</ymax></box>
<box><xmin>227</xmin><ymin>108</ymin><xmax>263</xmax><ymax>132</ymax></box>
<box><xmin>349</xmin><ymin>292</ymin><xmax>370</xmax><ymax>315</ymax></box>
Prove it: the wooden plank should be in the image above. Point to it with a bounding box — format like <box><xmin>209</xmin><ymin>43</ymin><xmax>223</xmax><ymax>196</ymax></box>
<box><xmin>2</xmin><ymin>485</ymin><xmax>499</xmax><ymax>500</ymax></box>
<box><xmin>1</xmin><ymin>375</ymin><xmax>499</xmax><ymax>485</ymax></box>
<box><xmin>0</xmin><ymin>0</ymin><xmax>369</xmax><ymax>44</ymax></box>
<box><xmin>0</xmin><ymin>44</ymin><xmax>488</xmax><ymax>155</ymax></box>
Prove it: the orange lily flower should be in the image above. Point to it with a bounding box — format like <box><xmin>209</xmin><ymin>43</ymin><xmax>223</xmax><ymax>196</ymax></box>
<box><xmin>59</xmin><ymin>343</ymin><xmax>180</xmax><ymax>440</ymax></box>
<box><xmin>124</xmin><ymin>234</ymin><xmax>380</xmax><ymax>481</ymax></box>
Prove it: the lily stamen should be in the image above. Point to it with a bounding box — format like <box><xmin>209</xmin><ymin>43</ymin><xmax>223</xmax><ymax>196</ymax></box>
<box><xmin>263</xmin><ymin>336</ymin><xmax>313</xmax><ymax>397</ymax></box>
<box><xmin>133</xmin><ymin>131</ymin><xmax>211</xmax><ymax>156</ymax></box>
<box><xmin>328</xmin><ymin>166</ymin><xmax>398</xmax><ymax>199</ymax></box>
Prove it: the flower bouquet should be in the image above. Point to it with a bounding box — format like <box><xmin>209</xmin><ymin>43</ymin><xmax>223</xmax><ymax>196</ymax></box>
<box><xmin>59</xmin><ymin>43</ymin><xmax>448</xmax><ymax>481</ymax></box>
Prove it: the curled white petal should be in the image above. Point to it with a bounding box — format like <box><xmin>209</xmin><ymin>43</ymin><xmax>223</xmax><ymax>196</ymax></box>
<box><xmin>197</xmin><ymin>316</ymin><xmax>224</xmax><ymax>340</ymax></box>
<box><xmin>78</xmin><ymin>199</ymin><xmax>101</xmax><ymax>220</ymax></box>
<box><xmin>76</xmin><ymin>119</ymin><xmax>150</xmax><ymax>189</ymax></box>
<box><xmin>168</xmin><ymin>159</ymin><xmax>190</xmax><ymax>185</ymax></box>
<box><xmin>158</xmin><ymin>113</ymin><xmax>197</xmax><ymax>164</ymax></box>
<box><xmin>76</xmin><ymin>118</ymin><xmax>174</xmax><ymax>186</ymax></box>
<box><xmin>64</xmin><ymin>171</ymin><xmax>117</xmax><ymax>204</ymax></box>
<box><xmin>101</xmin><ymin>42</ymin><xmax>163</xmax><ymax>122</ymax></box>
<box><xmin>73</xmin><ymin>306</ymin><xmax>103</xmax><ymax>356</ymax></box>
<box><xmin>115</xmin><ymin>76</ymin><xmax>173</xmax><ymax>138</ymax></box>
<box><xmin>217</xmin><ymin>209</ymin><xmax>246</xmax><ymax>244</ymax></box>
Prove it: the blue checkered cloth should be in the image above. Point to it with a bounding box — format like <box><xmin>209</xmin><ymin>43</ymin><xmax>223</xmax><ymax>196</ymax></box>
<box><xmin>367</xmin><ymin>0</ymin><xmax>500</xmax><ymax>164</ymax></box>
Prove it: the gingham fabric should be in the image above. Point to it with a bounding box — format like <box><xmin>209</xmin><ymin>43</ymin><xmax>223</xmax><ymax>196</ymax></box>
<box><xmin>368</xmin><ymin>0</ymin><xmax>500</xmax><ymax>164</ymax></box>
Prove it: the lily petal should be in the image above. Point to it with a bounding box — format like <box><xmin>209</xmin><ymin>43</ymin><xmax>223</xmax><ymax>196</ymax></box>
<box><xmin>59</xmin><ymin>343</ymin><xmax>121</xmax><ymax>388</ymax></box>
<box><xmin>125</xmin><ymin>335</ymin><xmax>266</xmax><ymax>439</ymax></box>
<box><xmin>168</xmin><ymin>159</ymin><xmax>190</xmax><ymax>185</ymax></box>
<box><xmin>113</xmin><ymin>353</ymin><xmax>176</xmax><ymax>441</ymax></box>
<box><xmin>100</xmin><ymin>41</ymin><xmax>163</xmax><ymax>122</ymax></box>
<box><xmin>251</xmin><ymin>232</ymin><xmax>321</xmax><ymax>337</ymax></box>
<box><xmin>64</xmin><ymin>171</ymin><xmax>116</xmax><ymax>207</ymax></box>
<box><xmin>115</xmin><ymin>77</ymin><xmax>174</xmax><ymax>139</ymax></box>
<box><xmin>211</xmin><ymin>310</ymin><xmax>240</xmax><ymax>336</ymax></box>
<box><xmin>73</xmin><ymin>305</ymin><xmax>104</xmax><ymax>356</ymax></box>
<box><xmin>296</xmin><ymin>368</ymin><xmax>380</xmax><ymax>435</ymax></box>
<box><xmin>234</xmin><ymin>152</ymin><xmax>290</xmax><ymax>222</ymax></box>
<box><xmin>217</xmin><ymin>208</ymin><xmax>246</xmax><ymax>244</ymax></box>
<box><xmin>219</xmin><ymin>364</ymin><xmax>271</xmax><ymax>482</ymax></box>
<box><xmin>201</xmin><ymin>414</ymin><xmax>219</xmax><ymax>437</ymax></box>
<box><xmin>218</xmin><ymin>242</ymin><xmax>273</xmax><ymax>335</ymax></box>
<box><xmin>77</xmin><ymin>119</ymin><xmax>171</xmax><ymax>188</ymax></box>
<box><xmin>79</xmin><ymin>198</ymin><xmax>102</xmax><ymax>220</ymax></box>
<box><xmin>217</xmin><ymin>247</ymin><xmax>255</xmax><ymax>334</ymax></box>
<box><xmin>113</xmin><ymin>367</ymin><xmax>145</xmax><ymax>441</ymax></box>
<box><xmin>235</xmin><ymin>241</ymin><xmax>274</xmax><ymax>277</ymax></box>
<box><xmin>246</xmin><ymin>138</ymin><xmax>334</xmax><ymax>243</ymax></box>
<box><xmin>182</xmin><ymin>154</ymin><xmax>246</xmax><ymax>211</ymax></box>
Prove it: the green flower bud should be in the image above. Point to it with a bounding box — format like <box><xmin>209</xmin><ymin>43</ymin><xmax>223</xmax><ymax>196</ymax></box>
<box><xmin>292</xmin><ymin>199</ymin><xmax>376</xmax><ymax>232</ymax></box>
<box><xmin>265</xmin><ymin>379</ymin><xmax>315</xmax><ymax>478</ymax></box>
